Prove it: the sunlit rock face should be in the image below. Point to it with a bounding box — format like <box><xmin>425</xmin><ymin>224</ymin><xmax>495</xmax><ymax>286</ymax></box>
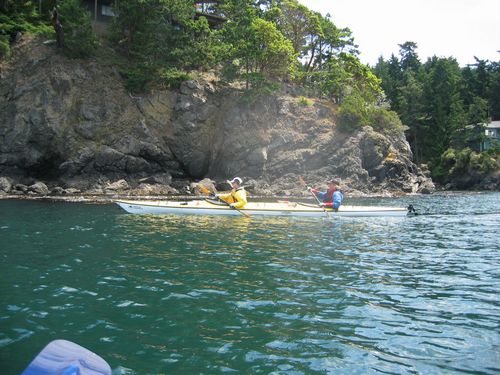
<box><xmin>0</xmin><ymin>37</ymin><xmax>434</xmax><ymax>196</ymax></box>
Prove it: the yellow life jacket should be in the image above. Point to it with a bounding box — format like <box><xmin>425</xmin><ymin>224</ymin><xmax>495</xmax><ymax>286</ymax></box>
<box><xmin>218</xmin><ymin>187</ymin><xmax>247</xmax><ymax>209</ymax></box>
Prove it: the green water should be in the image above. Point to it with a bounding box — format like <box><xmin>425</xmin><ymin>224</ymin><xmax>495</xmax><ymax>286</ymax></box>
<box><xmin>1</xmin><ymin>193</ymin><xmax>499</xmax><ymax>374</ymax></box>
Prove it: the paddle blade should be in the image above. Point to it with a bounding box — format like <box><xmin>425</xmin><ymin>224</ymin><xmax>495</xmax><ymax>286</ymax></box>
<box><xmin>237</xmin><ymin>209</ymin><xmax>251</xmax><ymax>218</ymax></box>
<box><xmin>22</xmin><ymin>339</ymin><xmax>111</xmax><ymax>375</ymax></box>
<box><xmin>298</xmin><ymin>176</ymin><xmax>306</xmax><ymax>187</ymax></box>
<box><xmin>198</xmin><ymin>185</ymin><xmax>211</xmax><ymax>195</ymax></box>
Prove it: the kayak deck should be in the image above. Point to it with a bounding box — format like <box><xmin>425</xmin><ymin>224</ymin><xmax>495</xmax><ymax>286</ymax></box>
<box><xmin>115</xmin><ymin>199</ymin><xmax>411</xmax><ymax>217</ymax></box>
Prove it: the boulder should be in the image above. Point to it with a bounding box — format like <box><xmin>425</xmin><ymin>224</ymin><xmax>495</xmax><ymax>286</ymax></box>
<box><xmin>52</xmin><ymin>186</ymin><xmax>65</xmax><ymax>195</ymax></box>
<box><xmin>0</xmin><ymin>177</ymin><xmax>12</xmax><ymax>192</ymax></box>
<box><xmin>138</xmin><ymin>173</ymin><xmax>172</xmax><ymax>186</ymax></box>
<box><xmin>190</xmin><ymin>178</ymin><xmax>217</xmax><ymax>196</ymax></box>
<box><xmin>14</xmin><ymin>184</ymin><xmax>29</xmax><ymax>193</ymax></box>
<box><xmin>28</xmin><ymin>181</ymin><xmax>49</xmax><ymax>195</ymax></box>
<box><xmin>105</xmin><ymin>179</ymin><xmax>129</xmax><ymax>191</ymax></box>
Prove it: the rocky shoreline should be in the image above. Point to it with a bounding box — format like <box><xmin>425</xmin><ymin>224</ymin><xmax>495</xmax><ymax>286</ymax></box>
<box><xmin>0</xmin><ymin>191</ymin><xmax>425</xmax><ymax>205</ymax></box>
<box><xmin>0</xmin><ymin>175</ymin><xmax>430</xmax><ymax>204</ymax></box>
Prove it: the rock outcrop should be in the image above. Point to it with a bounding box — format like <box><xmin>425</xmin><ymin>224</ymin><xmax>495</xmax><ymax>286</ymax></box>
<box><xmin>0</xmin><ymin>36</ymin><xmax>434</xmax><ymax>197</ymax></box>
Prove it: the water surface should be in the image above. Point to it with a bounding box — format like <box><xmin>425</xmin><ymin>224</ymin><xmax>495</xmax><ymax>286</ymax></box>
<box><xmin>0</xmin><ymin>193</ymin><xmax>499</xmax><ymax>374</ymax></box>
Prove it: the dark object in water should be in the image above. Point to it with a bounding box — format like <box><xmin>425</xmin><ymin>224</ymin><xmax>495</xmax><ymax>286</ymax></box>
<box><xmin>407</xmin><ymin>204</ymin><xmax>418</xmax><ymax>215</ymax></box>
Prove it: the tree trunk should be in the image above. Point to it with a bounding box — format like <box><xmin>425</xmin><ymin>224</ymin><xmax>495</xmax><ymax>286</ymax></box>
<box><xmin>51</xmin><ymin>8</ymin><xmax>64</xmax><ymax>48</ymax></box>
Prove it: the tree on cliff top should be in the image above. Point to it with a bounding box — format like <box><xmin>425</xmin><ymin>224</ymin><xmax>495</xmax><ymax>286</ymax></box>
<box><xmin>0</xmin><ymin>0</ymin><xmax>53</xmax><ymax>58</ymax></box>
<box><xmin>57</xmin><ymin>0</ymin><xmax>96</xmax><ymax>58</ymax></box>
<box><xmin>217</xmin><ymin>4</ymin><xmax>296</xmax><ymax>89</ymax></box>
<box><xmin>106</xmin><ymin>0</ymin><xmax>376</xmax><ymax>101</ymax></box>
<box><xmin>108</xmin><ymin>0</ymin><xmax>219</xmax><ymax>92</ymax></box>
<box><xmin>0</xmin><ymin>0</ymin><xmax>96</xmax><ymax>58</ymax></box>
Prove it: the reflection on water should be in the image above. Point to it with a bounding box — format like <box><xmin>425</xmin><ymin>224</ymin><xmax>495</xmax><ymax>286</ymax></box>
<box><xmin>0</xmin><ymin>193</ymin><xmax>499</xmax><ymax>374</ymax></box>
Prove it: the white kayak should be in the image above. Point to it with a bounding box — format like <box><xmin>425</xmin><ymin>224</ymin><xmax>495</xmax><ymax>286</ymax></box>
<box><xmin>115</xmin><ymin>199</ymin><xmax>415</xmax><ymax>217</ymax></box>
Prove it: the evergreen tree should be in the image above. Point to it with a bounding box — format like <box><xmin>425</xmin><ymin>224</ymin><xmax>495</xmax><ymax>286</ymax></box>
<box><xmin>251</xmin><ymin>18</ymin><xmax>296</xmax><ymax>80</ymax></box>
<box><xmin>216</xmin><ymin>0</ymin><xmax>261</xmax><ymax>88</ymax></box>
<box><xmin>57</xmin><ymin>0</ymin><xmax>96</xmax><ymax>58</ymax></box>
<box><xmin>273</xmin><ymin>0</ymin><xmax>312</xmax><ymax>56</ymax></box>
<box><xmin>489</xmin><ymin>61</ymin><xmax>500</xmax><ymax>119</ymax></box>
<box><xmin>398</xmin><ymin>41</ymin><xmax>420</xmax><ymax>72</ymax></box>
<box><xmin>421</xmin><ymin>57</ymin><xmax>465</xmax><ymax>165</ymax></box>
<box><xmin>0</xmin><ymin>0</ymin><xmax>54</xmax><ymax>44</ymax></box>
<box><xmin>110</xmin><ymin>0</ymin><xmax>216</xmax><ymax>91</ymax></box>
<box><xmin>374</xmin><ymin>54</ymin><xmax>403</xmax><ymax>112</ymax></box>
<box><xmin>397</xmin><ymin>70</ymin><xmax>426</xmax><ymax>162</ymax></box>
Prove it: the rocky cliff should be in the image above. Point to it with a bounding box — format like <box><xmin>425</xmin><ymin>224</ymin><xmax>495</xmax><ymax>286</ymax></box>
<box><xmin>0</xmin><ymin>36</ymin><xmax>434</xmax><ymax>197</ymax></box>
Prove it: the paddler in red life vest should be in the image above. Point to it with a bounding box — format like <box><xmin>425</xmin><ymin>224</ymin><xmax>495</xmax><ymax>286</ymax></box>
<box><xmin>307</xmin><ymin>179</ymin><xmax>344</xmax><ymax>210</ymax></box>
<box><xmin>216</xmin><ymin>177</ymin><xmax>247</xmax><ymax>209</ymax></box>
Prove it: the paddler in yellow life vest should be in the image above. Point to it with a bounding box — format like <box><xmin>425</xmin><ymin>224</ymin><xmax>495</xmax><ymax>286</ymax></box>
<box><xmin>216</xmin><ymin>177</ymin><xmax>247</xmax><ymax>209</ymax></box>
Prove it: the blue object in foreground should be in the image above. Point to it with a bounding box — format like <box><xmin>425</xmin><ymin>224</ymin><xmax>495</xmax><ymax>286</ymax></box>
<box><xmin>22</xmin><ymin>339</ymin><xmax>111</xmax><ymax>375</ymax></box>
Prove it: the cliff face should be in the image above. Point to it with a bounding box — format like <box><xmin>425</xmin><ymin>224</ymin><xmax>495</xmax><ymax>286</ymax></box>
<box><xmin>0</xmin><ymin>37</ymin><xmax>434</xmax><ymax>196</ymax></box>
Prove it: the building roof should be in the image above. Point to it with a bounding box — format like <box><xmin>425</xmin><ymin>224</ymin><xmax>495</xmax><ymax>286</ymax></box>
<box><xmin>486</xmin><ymin>120</ymin><xmax>500</xmax><ymax>129</ymax></box>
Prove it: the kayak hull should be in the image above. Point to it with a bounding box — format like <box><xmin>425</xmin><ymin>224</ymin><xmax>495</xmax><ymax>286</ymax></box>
<box><xmin>115</xmin><ymin>199</ymin><xmax>411</xmax><ymax>217</ymax></box>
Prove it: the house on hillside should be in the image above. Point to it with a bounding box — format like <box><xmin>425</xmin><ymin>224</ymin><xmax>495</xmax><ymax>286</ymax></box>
<box><xmin>80</xmin><ymin>0</ymin><xmax>114</xmax><ymax>35</ymax></box>
<box><xmin>481</xmin><ymin>121</ymin><xmax>500</xmax><ymax>151</ymax></box>
<box><xmin>194</xmin><ymin>1</ymin><xmax>227</xmax><ymax>28</ymax></box>
<box><xmin>80</xmin><ymin>0</ymin><xmax>226</xmax><ymax>34</ymax></box>
<box><xmin>462</xmin><ymin>120</ymin><xmax>500</xmax><ymax>152</ymax></box>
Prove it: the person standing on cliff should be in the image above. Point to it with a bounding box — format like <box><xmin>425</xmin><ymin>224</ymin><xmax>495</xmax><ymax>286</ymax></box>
<box><xmin>51</xmin><ymin>7</ymin><xmax>64</xmax><ymax>48</ymax></box>
<box><xmin>307</xmin><ymin>179</ymin><xmax>344</xmax><ymax>210</ymax></box>
<box><xmin>216</xmin><ymin>177</ymin><xmax>247</xmax><ymax>209</ymax></box>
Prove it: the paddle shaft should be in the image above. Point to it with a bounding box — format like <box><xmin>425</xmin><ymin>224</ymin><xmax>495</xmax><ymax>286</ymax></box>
<box><xmin>299</xmin><ymin>176</ymin><xmax>330</xmax><ymax>218</ymax></box>
<box><xmin>227</xmin><ymin>201</ymin><xmax>250</xmax><ymax>217</ymax></box>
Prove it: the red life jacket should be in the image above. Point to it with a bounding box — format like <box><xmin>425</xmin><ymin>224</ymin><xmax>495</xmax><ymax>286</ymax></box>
<box><xmin>311</xmin><ymin>187</ymin><xmax>340</xmax><ymax>208</ymax></box>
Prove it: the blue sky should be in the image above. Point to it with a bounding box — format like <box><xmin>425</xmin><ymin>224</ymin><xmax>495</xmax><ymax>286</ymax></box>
<box><xmin>298</xmin><ymin>0</ymin><xmax>500</xmax><ymax>66</ymax></box>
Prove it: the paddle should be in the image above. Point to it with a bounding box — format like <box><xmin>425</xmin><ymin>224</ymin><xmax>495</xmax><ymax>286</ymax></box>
<box><xmin>217</xmin><ymin>196</ymin><xmax>250</xmax><ymax>217</ymax></box>
<box><xmin>196</xmin><ymin>181</ymin><xmax>250</xmax><ymax>217</ymax></box>
<box><xmin>197</xmin><ymin>184</ymin><xmax>214</xmax><ymax>196</ymax></box>
<box><xmin>299</xmin><ymin>176</ymin><xmax>330</xmax><ymax>218</ymax></box>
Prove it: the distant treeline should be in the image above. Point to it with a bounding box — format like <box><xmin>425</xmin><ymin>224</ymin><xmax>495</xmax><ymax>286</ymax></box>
<box><xmin>374</xmin><ymin>42</ymin><xmax>499</xmax><ymax>180</ymax></box>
